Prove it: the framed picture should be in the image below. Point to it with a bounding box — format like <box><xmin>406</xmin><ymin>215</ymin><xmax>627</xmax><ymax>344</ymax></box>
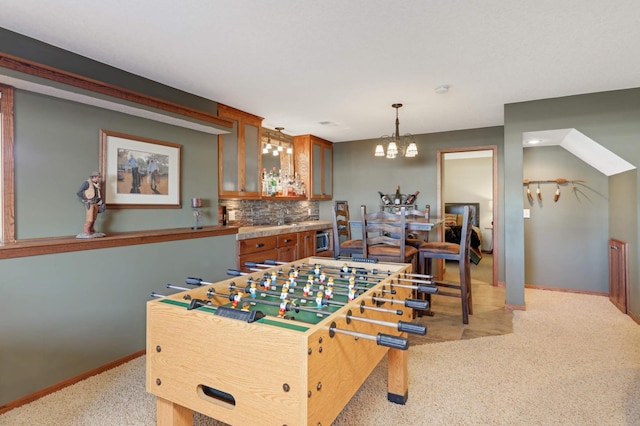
<box><xmin>100</xmin><ymin>130</ymin><xmax>182</xmax><ymax>208</ymax></box>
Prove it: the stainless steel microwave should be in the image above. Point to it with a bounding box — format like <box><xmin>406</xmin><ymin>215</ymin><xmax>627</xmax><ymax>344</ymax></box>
<box><xmin>315</xmin><ymin>231</ymin><xmax>330</xmax><ymax>252</ymax></box>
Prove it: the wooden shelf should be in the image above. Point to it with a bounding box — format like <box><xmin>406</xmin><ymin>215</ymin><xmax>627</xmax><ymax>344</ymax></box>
<box><xmin>0</xmin><ymin>226</ymin><xmax>238</xmax><ymax>260</ymax></box>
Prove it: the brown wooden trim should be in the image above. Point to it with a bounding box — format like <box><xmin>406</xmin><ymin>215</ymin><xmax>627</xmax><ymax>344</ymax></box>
<box><xmin>0</xmin><ymin>83</ymin><xmax>15</xmax><ymax>243</ymax></box>
<box><xmin>0</xmin><ymin>350</ymin><xmax>146</xmax><ymax>415</ymax></box>
<box><xmin>0</xmin><ymin>52</ymin><xmax>233</xmax><ymax>129</ymax></box>
<box><xmin>217</xmin><ymin>103</ymin><xmax>264</xmax><ymax>121</ymax></box>
<box><xmin>524</xmin><ymin>284</ymin><xmax>608</xmax><ymax>297</ymax></box>
<box><xmin>504</xmin><ymin>304</ymin><xmax>526</xmax><ymax>312</ymax></box>
<box><xmin>0</xmin><ymin>225</ymin><xmax>238</xmax><ymax>260</ymax></box>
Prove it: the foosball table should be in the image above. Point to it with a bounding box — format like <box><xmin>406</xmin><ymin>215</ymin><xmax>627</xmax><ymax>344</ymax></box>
<box><xmin>146</xmin><ymin>257</ymin><xmax>435</xmax><ymax>426</ymax></box>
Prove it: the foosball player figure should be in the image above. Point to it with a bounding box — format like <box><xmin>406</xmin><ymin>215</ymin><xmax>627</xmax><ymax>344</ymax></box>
<box><xmin>315</xmin><ymin>290</ymin><xmax>324</xmax><ymax>309</ymax></box>
<box><xmin>249</xmin><ymin>281</ymin><xmax>257</xmax><ymax>298</ymax></box>
<box><xmin>348</xmin><ymin>287</ymin><xmax>357</xmax><ymax>301</ymax></box>
<box><xmin>263</xmin><ymin>277</ymin><xmax>272</xmax><ymax>291</ymax></box>
<box><xmin>325</xmin><ymin>279</ymin><xmax>334</xmax><ymax>300</ymax></box>
<box><xmin>278</xmin><ymin>298</ymin><xmax>289</xmax><ymax>318</ymax></box>
<box><xmin>302</xmin><ymin>275</ymin><xmax>313</xmax><ymax>296</ymax></box>
<box><xmin>319</xmin><ymin>272</ymin><xmax>326</xmax><ymax>283</ymax></box>
<box><xmin>288</xmin><ymin>272</ymin><xmax>296</xmax><ymax>287</ymax></box>
<box><xmin>303</xmin><ymin>280</ymin><xmax>312</xmax><ymax>297</ymax></box>
<box><xmin>314</xmin><ymin>264</ymin><xmax>321</xmax><ymax>276</ymax></box>
<box><xmin>241</xmin><ymin>301</ymin><xmax>251</xmax><ymax>311</ymax></box>
<box><xmin>271</xmin><ymin>271</ymin><xmax>278</xmax><ymax>283</ymax></box>
<box><xmin>280</xmin><ymin>283</ymin><xmax>289</xmax><ymax>300</ymax></box>
<box><xmin>342</xmin><ymin>263</ymin><xmax>349</xmax><ymax>274</ymax></box>
<box><xmin>293</xmin><ymin>267</ymin><xmax>300</xmax><ymax>279</ymax></box>
<box><xmin>232</xmin><ymin>291</ymin><xmax>244</xmax><ymax>309</ymax></box>
<box><xmin>348</xmin><ymin>276</ymin><xmax>356</xmax><ymax>293</ymax></box>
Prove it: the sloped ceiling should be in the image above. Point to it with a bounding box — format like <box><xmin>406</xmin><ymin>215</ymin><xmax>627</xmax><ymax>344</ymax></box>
<box><xmin>523</xmin><ymin>129</ymin><xmax>636</xmax><ymax>176</ymax></box>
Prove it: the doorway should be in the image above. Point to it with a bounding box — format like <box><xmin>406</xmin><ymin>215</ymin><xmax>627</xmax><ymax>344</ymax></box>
<box><xmin>437</xmin><ymin>146</ymin><xmax>498</xmax><ymax>287</ymax></box>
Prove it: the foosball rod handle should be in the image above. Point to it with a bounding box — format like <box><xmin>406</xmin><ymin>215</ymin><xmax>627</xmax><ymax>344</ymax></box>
<box><xmin>226</xmin><ymin>269</ymin><xmax>248</xmax><ymax>276</ymax></box>
<box><xmin>397</xmin><ymin>321</ymin><xmax>427</xmax><ymax>336</ymax></box>
<box><xmin>404</xmin><ymin>298</ymin><xmax>430</xmax><ymax>311</ymax></box>
<box><xmin>329</xmin><ymin>322</ymin><xmax>409</xmax><ymax>350</ymax></box>
<box><xmin>185</xmin><ymin>277</ymin><xmax>213</xmax><ymax>286</ymax></box>
<box><xmin>416</xmin><ymin>284</ymin><xmax>438</xmax><ymax>294</ymax></box>
<box><xmin>377</xmin><ymin>333</ymin><xmax>409</xmax><ymax>350</ymax></box>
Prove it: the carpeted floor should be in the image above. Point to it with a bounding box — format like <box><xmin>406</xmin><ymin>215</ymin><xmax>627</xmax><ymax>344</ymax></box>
<box><xmin>1</xmin><ymin>288</ymin><xmax>639</xmax><ymax>426</ymax></box>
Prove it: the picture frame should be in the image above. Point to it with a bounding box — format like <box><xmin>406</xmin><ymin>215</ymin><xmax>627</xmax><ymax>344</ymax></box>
<box><xmin>100</xmin><ymin>130</ymin><xmax>182</xmax><ymax>208</ymax></box>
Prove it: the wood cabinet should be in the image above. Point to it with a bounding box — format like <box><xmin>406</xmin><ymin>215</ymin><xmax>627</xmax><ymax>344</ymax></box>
<box><xmin>237</xmin><ymin>236</ymin><xmax>277</xmax><ymax>272</ymax></box>
<box><xmin>237</xmin><ymin>232</ymin><xmax>299</xmax><ymax>271</ymax></box>
<box><xmin>218</xmin><ymin>104</ymin><xmax>263</xmax><ymax>199</ymax></box>
<box><xmin>297</xmin><ymin>230</ymin><xmax>316</xmax><ymax>258</ymax></box>
<box><xmin>609</xmin><ymin>238</ymin><xmax>629</xmax><ymax>314</ymax></box>
<box><xmin>277</xmin><ymin>233</ymin><xmax>298</xmax><ymax>263</ymax></box>
<box><xmin>294</xmin><ymin>134</ymin><xmax>333</xmax><ymax>200</ymax></box>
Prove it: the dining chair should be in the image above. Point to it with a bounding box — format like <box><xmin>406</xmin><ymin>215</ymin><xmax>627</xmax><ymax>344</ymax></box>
<box><xmin>417</xmin><ymin>205</ymin><xmax>473</xmax><ymax>324</ymax></box>
<box><xmin>331</xmin><ymin>201</ymin><xmax>362</xmax><ymax>257</ymax></box>
<box><xmin>360</xmin><ymin>205</ymin><xmax>418</xmax><ymax>271</ymax></box>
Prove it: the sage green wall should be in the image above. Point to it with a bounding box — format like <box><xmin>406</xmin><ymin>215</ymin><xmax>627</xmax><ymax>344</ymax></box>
<box><xmin>14</xmin><ymin>90</ymin><xmax>220</xmax><ymax>238</ymax></box>
<box><xmin>609</xmin><ymin>170</ymin><xmax>638</xmax><ymax>309</ymax></box>
<box><xmin>2</xmin><ymin>88</ymin><xmax>233</xmax><ymax>405</ymax></box>
<box><xmin>326</xmin><ymin>126</ymin><xmax>505</xmax><ymax>279</ymax></box>
<box><xmin>505</xmin><ymin>89</ymin><xmax>640</xmax><ymax>316</ymax></box>
<box><xmin>0</xmin><ymin>235</ymin><xmax>236</xmax><ymax>405</ymax></box>
<box><xmin>523</xmin><ymin>146</ymin><xmax>609</xmax><ymax>292</ymax></box>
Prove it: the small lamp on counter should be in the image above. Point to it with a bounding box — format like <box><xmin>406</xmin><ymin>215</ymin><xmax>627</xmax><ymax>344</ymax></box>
<box><xmin>191</xmin><ymin>197</ymin><xmax>203</xmax><ymax>230</ymax></box>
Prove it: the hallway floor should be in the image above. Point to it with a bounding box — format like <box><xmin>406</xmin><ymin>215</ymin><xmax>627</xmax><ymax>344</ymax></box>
<box><xmin>409</xmin><ymin>255</ymin><xmax>513</xmax><ymax>345</ymax></box>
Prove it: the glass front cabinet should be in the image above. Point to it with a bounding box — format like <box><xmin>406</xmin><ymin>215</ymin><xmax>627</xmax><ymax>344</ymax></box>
<box><xmin>294</xmin><ymin>134</ymin><xmax>333</xmax><ymax>200</ymax></box>
<box><xmin>218</xmin><ymin>104</ymin><xmax>262</xmax><ymax>199</ymax></box>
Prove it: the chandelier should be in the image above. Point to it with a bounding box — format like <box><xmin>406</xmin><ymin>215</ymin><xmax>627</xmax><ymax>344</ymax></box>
<box><xmin>374</xmin><ymin>103</ymin><xmax>418</xmax><ymax>158</ymax></box>
<box><xmin>263</xmin><ymin>127</ymin><xmax>293</xmax><ymax>156</ymax></box>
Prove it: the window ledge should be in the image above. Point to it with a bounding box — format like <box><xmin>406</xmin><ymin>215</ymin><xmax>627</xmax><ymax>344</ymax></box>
<box><xmin>0</xmin><ymin>226</ymin><xmax>238</xmax><ymax>260</ymax></box>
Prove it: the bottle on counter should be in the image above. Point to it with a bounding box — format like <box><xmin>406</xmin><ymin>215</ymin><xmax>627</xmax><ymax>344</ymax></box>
<box><xmin>394</xmin><ymin>185</ymin><xmax>401</xmax><ymax>205</ymax></box>
<box><xmin>405</xmin><ymin>190</ymin><xmax>419</xmax><ymax>205</ymax></box>
<box><xmin>262</xmin><ymin>168</ymin><xmax>268</xmax><ymax>195</ymax></box>
<box><xmin>379</xmin><ymin>191</ymin><xmax>391</xmax><ymax>205</ymax></box>
<box><xmin>270</xmin><ymin>167</ymin><xmax>277</xmax><ymax>196</ymax></box>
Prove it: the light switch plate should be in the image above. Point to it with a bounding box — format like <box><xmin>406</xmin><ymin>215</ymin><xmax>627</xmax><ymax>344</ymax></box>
<box><xmin>228</xmin><ymin>210</ymin><xmax>236</xmax><ymax>221</ymax></box>
<box><xmin>523</xmin><ymin>209</ymin><xmax>530</xmax><ymax>218</ymax></box>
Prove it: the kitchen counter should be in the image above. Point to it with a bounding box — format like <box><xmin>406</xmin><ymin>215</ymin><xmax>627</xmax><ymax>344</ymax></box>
<box><xmin>237</xmin><ymin>220</ymin><xmax>332</xmax><ymax>240</ymax></box>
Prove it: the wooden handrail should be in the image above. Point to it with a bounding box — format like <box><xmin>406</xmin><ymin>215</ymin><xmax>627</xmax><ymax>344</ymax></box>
<box><xmin>0</xmin><ymin>226</ymin><xmax>238</xmax><ymax>260</ymax></box>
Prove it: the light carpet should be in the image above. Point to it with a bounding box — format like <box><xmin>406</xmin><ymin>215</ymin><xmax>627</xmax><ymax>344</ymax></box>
<box><xmin>1</xmin><ymin>289</ymin><xmax>639</xmax><ymax>426</ymax></box>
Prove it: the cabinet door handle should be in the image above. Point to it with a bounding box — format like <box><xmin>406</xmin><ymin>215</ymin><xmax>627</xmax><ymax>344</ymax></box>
<box><xmin>284</xmin><ymin>239</ymin><xmax>291</xmax><ymax>243</ymax></box>
<box><xmin>610</xmin><ymin>246</ymin><xmax>618</xmax><ymax>250</ymax></box>
<box><xmin>255</xmin><ymin>243</ymin><xmax>264</xmax><ymax>248</ymax></box>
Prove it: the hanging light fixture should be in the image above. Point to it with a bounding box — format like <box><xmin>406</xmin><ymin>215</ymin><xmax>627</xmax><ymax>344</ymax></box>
<box><xmin>374</xmin><ymin>103</ymin><xmax>418</xmax><ymax>158</ymax></box>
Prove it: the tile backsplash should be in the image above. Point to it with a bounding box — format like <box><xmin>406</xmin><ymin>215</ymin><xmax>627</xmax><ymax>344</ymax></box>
<box><xmin>219</xmin><ymin>199</ymin><xmax>319</xmax><ymax>226</ymax></box>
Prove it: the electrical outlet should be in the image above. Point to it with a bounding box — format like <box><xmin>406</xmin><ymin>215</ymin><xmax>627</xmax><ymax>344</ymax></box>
<box><xmin>523</xmin><ymin>209</ymin><xmax>530</xmax><ymax>218</ymax></box>
<box><xmin>308</xmin><ymin>208</ymin><xmax>312</xmax><ymax>216</ymax></box>
<box><xmin>228</xmin><ymin>210</ymin><xmax>236</xmax><ymax>221</ymax></box>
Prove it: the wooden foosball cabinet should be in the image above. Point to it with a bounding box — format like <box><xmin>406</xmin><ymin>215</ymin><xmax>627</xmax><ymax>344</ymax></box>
<box><xmin>146</xmin><ymin>257</ymin><xmax>432</xmax><ymax>425</ymax></box>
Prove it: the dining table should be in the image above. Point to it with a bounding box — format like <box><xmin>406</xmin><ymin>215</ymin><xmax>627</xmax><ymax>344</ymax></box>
<box><xmin>349</xmin><ymin>218</ymin><xmax>443</xmax><ymax>240</ymax></box>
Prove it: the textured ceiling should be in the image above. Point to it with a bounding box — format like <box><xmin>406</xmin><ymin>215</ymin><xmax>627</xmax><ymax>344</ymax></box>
<box><xmin>2</xmin><ymin>0</ymin><xmax>640</xmax><ymax>142</ymax></box>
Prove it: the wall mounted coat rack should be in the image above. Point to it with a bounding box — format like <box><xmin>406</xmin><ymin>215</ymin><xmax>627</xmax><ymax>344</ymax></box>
<box><xmin>523</xmin><ymin>178</ymin><xmax>585</xmax><ymax>202</ymax></box>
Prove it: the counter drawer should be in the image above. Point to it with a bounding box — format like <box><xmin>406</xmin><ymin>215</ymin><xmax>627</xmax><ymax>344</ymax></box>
<box><xmin>238</xmin><ymin>236</ymin><xmax>277</xmax><ymax>255</ymax></box>
<box><xmin>277</xmin><ymin>233</ymin><xmax>297</xmax><ymax>247</ymax></box>
<box><xmin>239</xmin><ymin>249</ymin><xmax>278</xmax><ymax>272</ymax></box>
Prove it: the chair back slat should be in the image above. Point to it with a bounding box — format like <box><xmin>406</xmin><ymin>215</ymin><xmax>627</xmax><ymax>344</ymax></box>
<box><xmin>458</xmin><ymin>205</ymin><xmax>473</xmax><ymax>258</ymax></box>
<box><xmin>332</xmin><ymin>201</ymin><xmax>362</xmax><ymax>257</ymax></box>
<box><xmin>360</xmin><ymin>205</ymin><xmax>408</xmax><ymax>259</ymax></box>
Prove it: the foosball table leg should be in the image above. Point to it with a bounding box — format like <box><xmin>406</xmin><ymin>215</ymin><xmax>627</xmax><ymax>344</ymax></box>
<box><xmin>387</xmin><ymin>348</ymin><xmax>409</xmax><ymax>404</ymax></box>
<box><xmin>157</xmin><ymin>396</ymin><xmax>193</xmax><ymax>426</ymax></box>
